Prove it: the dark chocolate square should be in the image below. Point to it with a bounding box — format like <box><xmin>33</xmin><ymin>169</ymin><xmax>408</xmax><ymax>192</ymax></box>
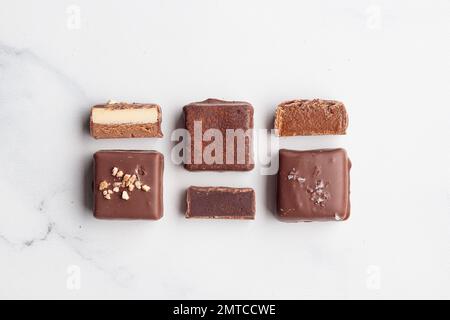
<box><xmin>277</xmin><ymin>149</ymin><xmax>351</xmax><ymax>221</ymax></box>
<box><xmin>183</xmin><ymin>98</ymin><xmax>254</xmax><ymax>171</ymax></box>
<box><xmin>93</xmin><ymin>150</ymin><xmax>164</xmax><ymax>220</ymax></box>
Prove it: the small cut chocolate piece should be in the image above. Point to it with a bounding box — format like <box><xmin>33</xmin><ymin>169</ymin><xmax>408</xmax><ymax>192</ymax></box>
<box><xmin>277</xmin><ymin>148</ymin><xmax>351</xmax><ymax>221</ymax></box>
<box><xmin>186</xmin><ymin>186</ymin><xmax>255</xmax><ymax>219</ymax></box>
<box><xmin>90</xmin><ymin>101</ymin><xmax>163</xmax><ymax>139</ymax></box>
<box><xmin>274</xmin><ymin>99</ymin><xmax>348</xmax><ymax>136</ymax></box>
<box><xmin>93</xmin><ymin>150</ymin><xmax>164</xmax><ymax>220</ymax></box>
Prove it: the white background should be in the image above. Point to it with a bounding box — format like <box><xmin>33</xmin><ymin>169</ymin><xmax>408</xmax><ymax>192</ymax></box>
<box><xmin>0</xmin><ymin>0</ymin><xmax>449</xmax><ymax>299</ymax></box>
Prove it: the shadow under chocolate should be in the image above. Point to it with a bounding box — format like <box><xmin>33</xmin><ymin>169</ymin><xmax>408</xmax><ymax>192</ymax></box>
<box><xmin>82</xmin><ymin>154</ymin><xmax>94</xmax><ymax>215</ymax></box>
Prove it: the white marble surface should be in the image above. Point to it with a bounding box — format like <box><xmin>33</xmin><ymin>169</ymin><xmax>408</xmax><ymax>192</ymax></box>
<box><xmin>0</xmin><ymin>0</ymin><xmax>449</xmax><ymax>299</ymax></box>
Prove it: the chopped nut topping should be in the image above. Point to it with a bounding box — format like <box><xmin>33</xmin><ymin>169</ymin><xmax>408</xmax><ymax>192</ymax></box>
<box><xmin>101</xmin><ymin>165</ymin><xmax>151</xmax><ymax>200</ymax></box>
<box><xmin>123</xmin><ymin>174</ymin><xmax>136</xmax><ymax>187</ymax></box>
<box><xmin>99</xmin><ymin>181</ymin><xmax>109</xmax><ymax>191</ymax></box>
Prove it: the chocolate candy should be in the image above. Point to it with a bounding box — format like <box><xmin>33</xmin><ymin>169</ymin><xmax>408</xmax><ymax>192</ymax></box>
<box><xmin>186</xmin><ymin>186</ymin><xmax>255</xmax><ymax>219</ymax></box>
<box><xmin>90</xmin><ymin>101</ymin><xmax>163</xmax><ymax>139</ymax></box>
<box><xmin>183</xmin><ymin>99</ymin><xmax>254</xmax><ymax>171</ymax></box>
<box><xmin>93</xmin><ymin>150</ymin><xmax>164</xmax><ymax>220</ymax></box>
<box><xmin>274</xmin><ymin>99</ymin><xmax>348</xmax><ymax>136</ymax></box>
<box><xmin>277</xmin><ymin>149</ymin><xmax>351</xmax><ymax>221</ymax></box>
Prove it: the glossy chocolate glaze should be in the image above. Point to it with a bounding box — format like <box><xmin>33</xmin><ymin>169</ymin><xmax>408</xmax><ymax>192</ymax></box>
<box><xmin>277</xmin><ymin>148</ymin><xmax>351</xmax><ymax>221</ymax></box>
<box><xmin>93</xmin><ymin>150</ymin><xmax>164</xmax><ymax>220</ymax></box>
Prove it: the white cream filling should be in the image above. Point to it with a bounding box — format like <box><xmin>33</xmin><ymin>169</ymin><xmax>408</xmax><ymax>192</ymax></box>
<box><xmin>92</xmin><ymin>107</ymin><xmax>158</xmax><ymax>125</ymax></box>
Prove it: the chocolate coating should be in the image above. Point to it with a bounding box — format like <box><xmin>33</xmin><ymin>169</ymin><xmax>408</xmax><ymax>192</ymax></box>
<box><xmin>183</xmin><ymin>98</ymin><xmax>254</xmax><ymax>171</ymax></box>
<box><xmin>186</xmin><ymin>186</ymin><xmax>255</xmax><ymax>219</ymax></box>
<box><xmin>93</xmin><ymin>150</ymin><xmax>164</xmax><ymax>220</ymax></box>
<box><xmin>277</xmin><ymin>149</ymin><xmax>351</xmax><ymax>221</ymax></box>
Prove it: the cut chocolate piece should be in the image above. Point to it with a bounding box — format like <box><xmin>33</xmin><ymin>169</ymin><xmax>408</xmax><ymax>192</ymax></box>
<box><xmin>93</xmin><ymin>150</ymin><xmax>164</xmax><ymax>220</ymax></box>
<box><xmin>274</xmin><ymin>99</ymin><xmax>348</xmax><ymax>136</ymax></box>
<box><xmin>186</xmin><ymin>186</ymin><xmax>255</xmax><ymax>219</ymax></box>
<box><xmin>277</xmin><ymin>148</ymin><xmax>351</xmax><ymax>221</ymax></box>
<box><xmin>90</xmin><ymin>101</ymin><xmax>163</xmax><ymax>139</ymax></box>
<box><xmin>183</xmin><ymin>98</ymin><xmax>254</xmax><ymax>171</ymax></box>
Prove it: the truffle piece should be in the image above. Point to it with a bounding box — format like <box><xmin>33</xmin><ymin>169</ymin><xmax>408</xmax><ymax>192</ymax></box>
<box><xmin>186</xmin><ymin>186</ymin><xmax>255</xmax><ymax>219</ymax></box>
<box><xmin>277</xmin><ymin>148</ymin><xmax>351</xmax><ymax>221</ymax></box>
<box><xmin>90</xmin><ymin>101</ymin><xmax>163</xmax><ymax>138</ymax></box>
<box><xmin>183</xmin><ymin>99</ymin><xmax>254</xmax><ymax>171</ymax></box>
<box><xmin>274</xmin><ymin>99</ymin><xmax>348</xmax><ymax>136</ymax></box>
<box><xmin>93</xmin><ymin>150</ymin><xmax>164</xmax><ymax>220</ymax></box>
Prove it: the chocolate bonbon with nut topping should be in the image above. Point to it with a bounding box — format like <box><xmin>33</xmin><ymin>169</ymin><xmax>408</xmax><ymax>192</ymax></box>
<box><xmin>93</xmin><ymin>150</ymin><xmax>164</xmax><ymax>220</ymax></box>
